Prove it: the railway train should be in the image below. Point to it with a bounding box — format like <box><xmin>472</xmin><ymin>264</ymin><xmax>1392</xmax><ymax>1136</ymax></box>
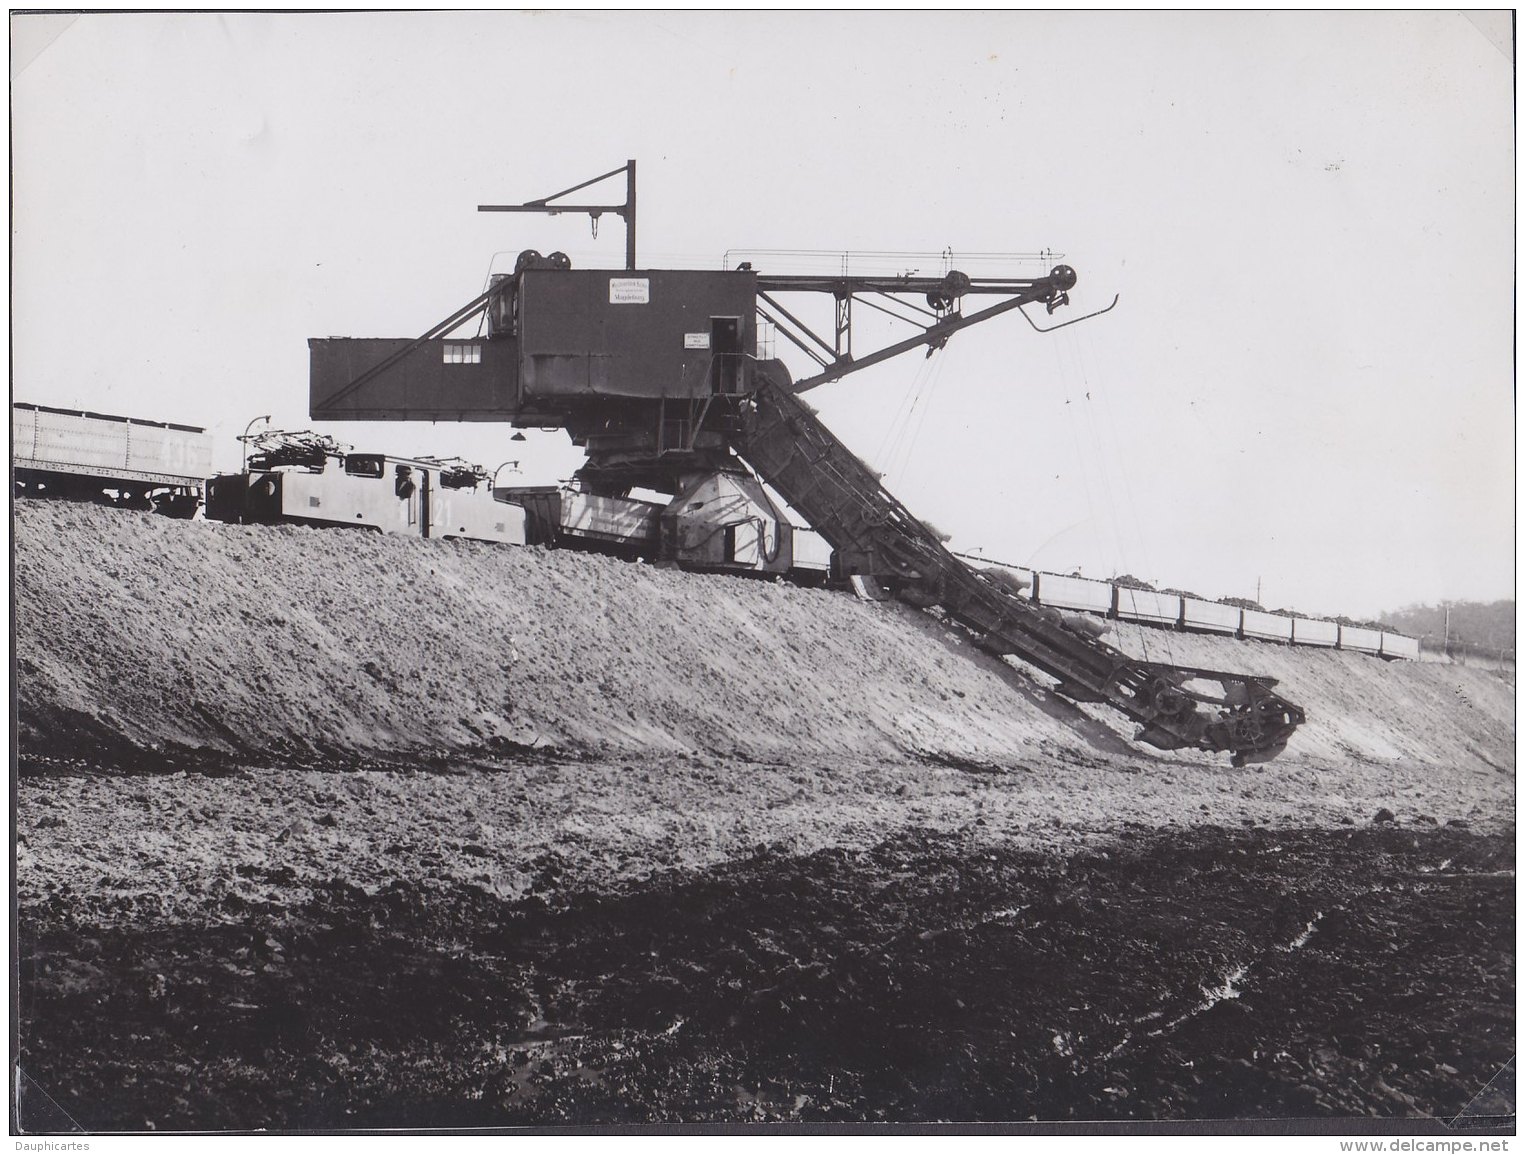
<box><xmin>11</xmin><ymin>401</ymin><xmax>1417</xmax><ymax>659</ymax></box>
<box><xmin>962</xmin><ymin>560</ymin><xmax>1421</xmax><ymax>661</ymax></box>
<box><xmin>203</xmin><ymin>430</ymin><xmax>530</xmax><ymax>546</ymax></box>
<box><xmin>200</xmin><ymin>426</ymin><xmax>837</xmax><ymax>584</ymax></box>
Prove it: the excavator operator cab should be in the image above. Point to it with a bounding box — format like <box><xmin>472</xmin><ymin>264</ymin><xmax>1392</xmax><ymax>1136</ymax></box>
<box><xmin>394</xmin><ymin>464</ymin><xmax>417</xmax><ymax>500</ymax></box>
<box><xmin>344</xmin><ymin>454</ymin><xmax>385</xmax><ymax>478</ymax></box>
<box><xmin>486</xmin><ymin>273</ymin><xmax>517</xmax><ymax>338</ymax></box>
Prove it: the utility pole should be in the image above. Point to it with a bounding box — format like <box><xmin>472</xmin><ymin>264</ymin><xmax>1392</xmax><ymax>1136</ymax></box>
<box><xmin>478</xmin><ymin>160</ymin><xmax>638</xmax><ymax>271</ymax></box>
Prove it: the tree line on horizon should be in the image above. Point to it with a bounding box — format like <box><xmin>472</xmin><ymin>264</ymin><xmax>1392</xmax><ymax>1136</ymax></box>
<box><xmin>1373</xmin><ymin>599</ymin><xmax>1515</xmax><ymax>654</ymax></box>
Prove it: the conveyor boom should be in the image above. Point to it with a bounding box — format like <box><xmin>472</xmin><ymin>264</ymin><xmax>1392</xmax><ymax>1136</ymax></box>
<box><xmin>738</xmin><ymin>370</ymin><xmax>1305</xmax><ymax>765</ymax></box>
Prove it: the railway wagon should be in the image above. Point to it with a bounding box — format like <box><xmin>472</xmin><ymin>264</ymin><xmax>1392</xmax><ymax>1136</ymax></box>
<box><xmin>1292</xmin><ymin>617</ymin><xmax>1340</xmax><ymax>648</ymax></box>
<box><xmin>497</xmin><ymin>484</ymin><xmax>839</xmax><ymax>582</ymax></box>
<box><xmin>1241</xmin><ymin>609</ymin><xmax>1295</xmax><ymax>643</ymax></box>
<box><xmin>1115</xmin><ymin>586</ymin><xmax>1183</xmax><ymax>627</ymax></box>
<box><xmin>497</xmin><ymin>485</ymin><xmax>663</xmax><ymax>556</ymax></box>
<box><xmin>13</xmin><ymin>402</ymin><xmax>212</xmax><ymax>514</ymax></box>
<box><xmin>207</xmin><ymin>452</ymin><xmax>526</xmax><ymax>544</ymax></box>
<box><xmin>1338</xmin><ymin>625</ymin><xmax>1384</xmax><ymax>656</ymax></box>
<box><xmin>1182</xmin><ymin>597</ymin><xmax>1242</xmax><ymax>635</ymax></box>
<box><xmin>1380</xmin><ymin>632</ymin><xmax>1421</xmax><ymax>661</ymax></box>
<box><xmin>1034</xmin><ymin>572</ymin><xmax>1114</xmax><ymax>615</ymax></box>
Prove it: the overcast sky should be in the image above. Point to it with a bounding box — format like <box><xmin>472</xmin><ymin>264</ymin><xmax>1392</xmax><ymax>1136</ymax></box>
<box><xmin>12</xmin><ymin>11</ymin><xmax>1514</xmax><ymax>618</ymax></box>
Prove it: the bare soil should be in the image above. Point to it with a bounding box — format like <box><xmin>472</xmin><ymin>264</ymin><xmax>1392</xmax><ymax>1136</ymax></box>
<box><xmin>11</xmin><ymin>500</ymin><xmax>1517</xmax><ymax>1130</ymax></box>
<box><xmin>15</xmin><ymin>821</ymin><xmax>1514</xmax><ymax>1129</ymax></box>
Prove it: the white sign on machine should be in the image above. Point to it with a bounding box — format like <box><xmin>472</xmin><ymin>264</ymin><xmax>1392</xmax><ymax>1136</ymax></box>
<box><xmin>608</xmin><ymin>278</ymin><xmax>650</xmax><ymax>304</ymax></box>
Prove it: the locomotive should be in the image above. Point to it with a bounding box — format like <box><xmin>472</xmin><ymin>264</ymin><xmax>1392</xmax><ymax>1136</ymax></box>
<box><xmin>203</xmin><ymin>430</ymin><xmax>527</xmax><ymax>546</ymax></box>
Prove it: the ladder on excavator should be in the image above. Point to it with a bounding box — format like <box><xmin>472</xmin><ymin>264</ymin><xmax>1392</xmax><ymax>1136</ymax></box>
<box><xmin>737</xmin><ymin>368</ymin><xmax>1305</xmax><ymax>766</ymax></box>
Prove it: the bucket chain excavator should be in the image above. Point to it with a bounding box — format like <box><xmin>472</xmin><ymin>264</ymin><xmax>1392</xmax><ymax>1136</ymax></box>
<box><xmin>307</xmin><ymin>162</ymin><xmax>1305</xmax><ymax>764</ymax></box>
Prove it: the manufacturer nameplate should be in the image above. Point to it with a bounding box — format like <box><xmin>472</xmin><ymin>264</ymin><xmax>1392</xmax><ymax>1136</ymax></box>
<box><xmin>609</xmin><ymin>278</ymin><xmax>650</xmax><ymax>304</ymax></box>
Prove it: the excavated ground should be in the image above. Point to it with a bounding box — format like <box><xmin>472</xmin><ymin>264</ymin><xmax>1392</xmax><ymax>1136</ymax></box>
<box><xmin>11</xmin><ymin>499</ymin><xmax>1517</xmax><ymax>1131</ymax></box>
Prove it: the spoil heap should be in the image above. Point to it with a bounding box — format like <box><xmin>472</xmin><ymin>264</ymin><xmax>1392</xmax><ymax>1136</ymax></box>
<box><xmin>14</xmin><ymin>499</ymin><xmax>1513</xmax><ymax>778</ymax></box>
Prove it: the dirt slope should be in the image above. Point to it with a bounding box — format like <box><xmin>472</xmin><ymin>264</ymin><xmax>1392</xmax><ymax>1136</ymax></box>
<box><xmin>13</xmin><ymin>499</ymin><xmax>1515</xmax><ymax>1129</ymax></box>
<box><xmin>12</xmin><ymin>499</ymin><xmax>1515</xmax><ymax>779</ymax></box>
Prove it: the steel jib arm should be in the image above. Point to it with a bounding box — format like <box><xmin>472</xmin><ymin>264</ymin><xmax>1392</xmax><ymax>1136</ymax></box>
<box><xmin>737</xmin><ymin>372</ymin><xmax>1305</xmax><ymax>765</ymax></box>
<box><xmin>760</xmin><ymin>268</ymin><xmax>1075</xmax><ymax>394</ymax></box>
